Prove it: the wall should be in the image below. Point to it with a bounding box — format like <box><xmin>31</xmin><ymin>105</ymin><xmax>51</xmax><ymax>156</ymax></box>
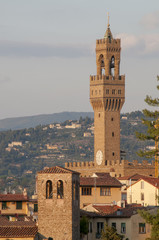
<box><xmin>80</xmin><ymin>186</ymin><xmax>121</xmax><ymax>208</ymax></box>
<box><xmin>0</xmin><ymin>201</ymin><xmax>28</xmax><ymax>215</ymax></box>
<box><xmin>127</xmin><ymin>179</ymin><xmax>159</xmax><ymax>206</ymax></box>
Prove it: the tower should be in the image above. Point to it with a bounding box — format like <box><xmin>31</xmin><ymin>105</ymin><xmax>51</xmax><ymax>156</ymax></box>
<box><xmin>90</xmin><ymin>19</ymin><xmax>125</xmax><ymax>167</ymax></box>
<box><xmin>37</xmin><ymin>166</ymin><xmax>80</xmax><ymax>240</ymax></box>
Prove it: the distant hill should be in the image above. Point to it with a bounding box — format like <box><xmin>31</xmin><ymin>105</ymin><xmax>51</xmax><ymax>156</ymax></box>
<box><xmin>0</xmin><ymin>112</ymin><xmax>94</xmax><ymax>131</ymax></box>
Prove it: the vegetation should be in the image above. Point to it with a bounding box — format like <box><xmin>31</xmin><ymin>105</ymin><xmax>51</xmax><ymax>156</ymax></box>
<box><xmin>136</xmin><ymin>76</ymin><xmax>159</xmax><ymax>159</ymax></box>
<box><xmin>101</xmin><ymin>224</ymin><xmax>123</xmax><ymax>240</ymax></box>
<box><xmin>138</xmin><ymin>208</ymin><xmax>159</xmax><ymax>240</ymax></box>
<box><xmin>80</xmin><ymin>216</ymin><xmax>89</xmax><ymax>239</ymax></box>
<box><xmin>0</xmin><ymin>111</ymin><xmax>154</xmax><ymax>195</ymax></box>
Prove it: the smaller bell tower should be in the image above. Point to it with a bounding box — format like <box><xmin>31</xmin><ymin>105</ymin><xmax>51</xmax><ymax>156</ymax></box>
<box><xmin>37</xmin><ymin>166</ymin><xmax>80</xmax><ymax>240</ymax></box>
<box><xmin>90</xmin><ymin>17</ymin><xmax>125</xmax><ymax>167</ymax></box>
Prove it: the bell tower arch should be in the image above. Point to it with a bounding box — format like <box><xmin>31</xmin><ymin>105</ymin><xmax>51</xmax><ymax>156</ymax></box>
<box><xmin>90</xmin><ymin>18</ymin><xmax>125</xmax><ymax>167</ymax></box>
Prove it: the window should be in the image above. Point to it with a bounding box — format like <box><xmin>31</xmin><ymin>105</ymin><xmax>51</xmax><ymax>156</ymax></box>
<box><xmin>57</xmin><ymin>180</ymin><xmax>64</xmax><ymax>199</ymax></box>
<box><xmin>112</xmin><ymin>89</ymin><xmax>115</xmax><ymax>94</ymax></box>
<box><xmin>95</xmin><ymin>90</ymin><xmax>97</xmax><ymax>95</ymax></box>
<box><xmin>122</xmin><ymin>193</ymin><xmax>127</xmax><ymax>201</ymax></box>
<box><xmin>118</xmin><ymin>89</ymin><xmax>121</xmax><ymax>94</ymax></box>
<box><xmin>139</xmin><ymin>223</ymin><xmax>146</xmax><ymax>234</ymax></box>
<box><xmin>92</xmin><ymin>90</ymin><xmax>93</xmax><ymax>95</ymax></box>
<box><xmin>82</xmin><ymin>187</ymin><xmax>92</xmax><ymax>195</ymax></box>
<box><xmin>100</xmin><ymin>187</ymin><xmax>111</xmax><ymax>196</ymax></box>
<box><xmin>16</xmin><ymin>201</ymin><xmax>22</xmax><ymax>210</ymax></box>
<box><xmin>89</xmin><ymin>222</ymin><xmax>92</xmax><ymax>233</ymax></box>
<box><xmin>141</xmin><ymin>181</ymin><xmax>144</xmax><ymax>189</ymax></box>
<box><xmin>99</xmin><ymin>90</ymin><xmax>101</xmax><ymax>95</ymax></box>
<box><xmin>34</xmin><ymin>203</ymin><xmax>38</xmax><ymax>212</ymax></box>
<box><xmin>2</xmin><ymin>201</ymin><xmax>7</xmax><ymax>210</ymax></box>
<box><xmin>106</xmin><ymin>89</ymin><xmax>109</xmax><ymax>94</ymax></box>
<box><xmin>111</xmin><ymin>117</ymin><xmax>114</xmax><ymax>121</ymax></box>
<box><xmin>141</xmin><ymin>193</ymin><xmax>144</xmax><ymax>201</ymax></box>
<box><xmin>46</xmin><ymin>180</ymin><xmax>53</xmax><ymax>199</ymax></box>
<box><xmin>121</xmin><ymin>223</ymin><xmax>126</xmax><ymax>233</ymax></box>
<box><xmin>97</xmin><ymin>222</ymin><xmax>104</xmax><ymax>234</ymax></box>
<box><xmin>112</xmin><ymin>152</ymin><xmax>115</xmax><ymax>156</ymax></box>
<box><xmin>112</xmin><ymin>132</ymin><xmax>114</xmax><ymax>137</ymax></box>
<box><xmin>112</xmin><ymin>222</ymin><xmax>116</xmax><ymax>229</ymax></box>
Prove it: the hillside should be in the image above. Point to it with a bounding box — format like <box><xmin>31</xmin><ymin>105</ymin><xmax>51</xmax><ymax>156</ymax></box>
<box><xmin>0</xmin><ymin>112</ymin><xmax>94</xmax><ymax>131</ymax></box>
<box><xmin>0</xmin><ymin>111</ymin><xmax>153</xmax><ymax>195</ymax></box>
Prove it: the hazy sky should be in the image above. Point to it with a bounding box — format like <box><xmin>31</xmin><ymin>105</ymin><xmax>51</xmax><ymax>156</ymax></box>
<box><xmin>0</xmin><ymin>0</ymin><xmax>159</xmax><ymax>119</ymax></box>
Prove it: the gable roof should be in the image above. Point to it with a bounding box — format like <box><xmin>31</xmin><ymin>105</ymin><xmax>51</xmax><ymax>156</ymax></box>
<box><xmin>80</xmin><ymin>173</ymin><xmax>122</xmax><ymax>187</ymax></box>
<box><xmin>118</xmin><ymin>174</ymin><xmax>148</xmax><ymax>181</ymax></box>
<box><xmin>0</xmin><ymin>194</ymin><xmax>28</xmax><ymax>202</ymax></box>
<box><xmin>38</xmin><ymin>166</ymin><xmax>79</xmax><ymax>174</ymax></box>
<box><xmin>127</xmin><ymin>176</ymin><xmax>159</xmax><ymax>189</ymax></box>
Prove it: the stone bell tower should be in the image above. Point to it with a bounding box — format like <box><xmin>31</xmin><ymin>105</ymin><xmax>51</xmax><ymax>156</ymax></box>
<box><xmin>90</xmin><ymin>18</ymin><xmax>125</xmax><ymax>167</ymax></box>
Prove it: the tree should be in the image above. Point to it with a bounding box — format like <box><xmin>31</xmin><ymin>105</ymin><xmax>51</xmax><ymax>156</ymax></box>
<box><xmin>101</xmin><ymin>224</ymin><xmax>123</xmax><ymax>240</ymax></box>
<box><xmin>138</xmin><ymin>208</ymin><xmax>159</xmax><ymax>240</ymax></box>
<box><xmin>136</xmin><ymin>76</ymin><xmax>159</xmax><ymax>161</ymax></box>
<box><xmin>80</xmin><ymin>216</ymin><xmax>89</xmax><ymax>240</ymax></box>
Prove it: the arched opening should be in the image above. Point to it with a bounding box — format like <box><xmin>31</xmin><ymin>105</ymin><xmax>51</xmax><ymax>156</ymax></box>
<box><xmin>98</xmin><ymin>54</ymin><xmax>105</xmax><ymax>75</ymax></box>
<box><xmin>46</xmin><ymin>180</ymin><xmax>53</xmax><ymax>199</ymax></box>
<box><xmin>57</xmin><ymin>180</ymin><xmax>64</xmax><ymax>199</ymax></box>
<box><xmin>105</xmin><ymin>160</ymin><xmax>107</xmax><ymax>166</ymax></box>
<box><xmin>110</xmin><ymin>56</ymin><xmax>115</xmax><ymax>76</ymax></box>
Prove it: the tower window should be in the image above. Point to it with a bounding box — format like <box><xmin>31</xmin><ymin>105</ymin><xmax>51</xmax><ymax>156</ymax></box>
<box><xmin>57</xmin><ymin>180</ymin><xmax>64</xmax><ymax>199</ymax></box>
<box><xmin>46</xmin><ymin>180</ymin><xmax>53</xmax><ymax>199</ymax></box>
<box><xmin>112</xmin><ymin>132</ymin><xmax>114</xmax><ymax>137</ymax></box>
<box><xmin>111</xmin><ymin>117</ymin><xmax>114</xmax><ymax>121</ymax></box>
<box><xmin>98</xmin><ymin>113</ymin><xmax>100</xmax><ymax>118</ymax></box>
<box><xmin>112</xmin><ymin>89</ymin><xmax>115</xmax><ymax>94</ymax></box>
<box><xmin>92</xmin><ymin>90</ymin><xmax>93</xmax><ymax>95</ymax></box>
<box><xmin>106</xmin><ymin>89</ymin><xmax>109</xmax><ymax>94</ymax></box>
<box><xmin>112</xmin><ymin>152</ymin><xmax>115</xmax><ymax>156</ymax></box>
<box><xmin>95</xmin><ymin>90</ymin><xmax>97</xmax><ymax>95</ymax></box>
<box><xmin>118</xmin><ymin>89</ymin><xmax>121</xmax><ymax>94</ymax></box>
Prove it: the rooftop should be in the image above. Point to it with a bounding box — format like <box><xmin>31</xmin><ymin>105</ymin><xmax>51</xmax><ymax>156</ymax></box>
<box><xmin>38</xmin><ymin>165</ymin><xmax>80</xmax><ymax>174</ymax></box>
<box><xmin>80</xmin><ymin>173</ymin><xmax>122</xmax><ymax>187</ymax></box>
<box><xmin>0</xmin><ymin>194</ymin><xmax>28</xmax><ymax>202</ymax></box>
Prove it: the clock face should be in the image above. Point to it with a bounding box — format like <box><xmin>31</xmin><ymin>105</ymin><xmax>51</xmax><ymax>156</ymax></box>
<box><xmin>96</xmin><ymin>150</ymin><xmax>103</xmax><ymax>165</ymax></box>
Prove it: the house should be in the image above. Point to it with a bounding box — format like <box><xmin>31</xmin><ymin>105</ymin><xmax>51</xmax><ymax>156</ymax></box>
<box><xmin>127</xmin><ymin>176</ymin><xmax>159</xmax><ymax>206</ymax></box>
<box><xmin>81</xmin><ymin>205</ymin><xmax>158</xmax><ymax>240</ymax></box>
<box><xmin>0</xmin><ymin>215</ymin><xmax>38</xmax><ymax>240</ymax></box>
<box><xmin>0</xmin><ymin>190</ymin><xmax>29</xmax><ymax>217</ymax></box>
<box><xmin>80</xmin><ymin>173</ymin><xmax>122</xmax><ymax>208</ymax></box>
<box><xmin>118</xmin><ymin>174</ymin><xmax>148</xmax><ymax>201</ymax></box>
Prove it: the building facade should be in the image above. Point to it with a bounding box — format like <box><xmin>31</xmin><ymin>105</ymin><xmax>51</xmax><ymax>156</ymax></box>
<box><xmin>37</xmin><ymin>166</ymin><xmax>80</xmax><ymax>240</ymax></box>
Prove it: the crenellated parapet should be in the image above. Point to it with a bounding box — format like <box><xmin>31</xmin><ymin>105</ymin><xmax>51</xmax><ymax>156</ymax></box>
<box><xmin>96</xmin><ymin>38</ymin><xmax>121</xmax><ymax>50</ymax></box>
<box><xmin>90</xmin><ymin>74</ymin><xmax>125</xmax><ymax>84</ymax></box>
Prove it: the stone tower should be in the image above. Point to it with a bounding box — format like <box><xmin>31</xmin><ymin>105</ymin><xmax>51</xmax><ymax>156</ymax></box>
<box><xmin>90</xmin><ymin>20</ymin><xmax>125</xmax><ymax>167</ymax></box>
<box><xmin>37</xmin><ymin>166</ymin><xmax>80</xmax><ymax>240</ymax></box>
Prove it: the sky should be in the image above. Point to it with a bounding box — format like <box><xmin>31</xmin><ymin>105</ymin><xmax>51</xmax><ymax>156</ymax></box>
<box><xmin>0</xmin><ymin>0</ymin><xmax>159</xmax><ymax>119</ymax></box>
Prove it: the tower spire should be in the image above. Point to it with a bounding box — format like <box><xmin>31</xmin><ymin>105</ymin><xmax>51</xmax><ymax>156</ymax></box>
<box><xmin>107</xmin><ymin>12</ymin><xmax>110</xmax><ymax>28</ymax></box>
<box><xmin>104</xmin><ymin>12</ymin><xmax>113</xmax><ymax>39</ymax></box>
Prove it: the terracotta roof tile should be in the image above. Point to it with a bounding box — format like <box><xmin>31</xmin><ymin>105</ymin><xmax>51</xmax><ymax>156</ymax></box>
<box><xmin>38</xmin><ymin>166</ymin><xmax>80</xmax><ymax>174</ymax></box>
<box><xmin>126</xmin><ymin>176</ymin><xmax>159</xmax><ymax>189</ymax></box>
<box><xmin>0</xmin><ymin>194</ymin><xmax>28</xmax><ymax>202</ymax></box>
<box><xmin>93</xmin><ymin>205</ymin><xmax>120</xmax><ymax>214</ymax></box>
<box><xmin>118</xmin><ymin>174</ymin><xmax>148</xmax><ymax>181</ymax></box>
<box><xmin>0</xmin><ymin>216</ymin><xmax>37</xmax><ymax>237</ymax></box>
<box><xmin>80</xmin><ymin>173</ymin><xmax>122</xmax><ymax>187</ymax></box>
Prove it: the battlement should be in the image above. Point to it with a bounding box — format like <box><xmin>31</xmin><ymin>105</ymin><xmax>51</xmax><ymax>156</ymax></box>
<box><xmin>122</xmin><ymin>159</ymin><xmax>155</xmax><ymax>167</ymax></box>
<box><xmin>65</xmin><ymin>161</ymin><xmax>95</xmax><ymax>168</ymax></box>
<box><xmin>90</xmin><ymin>75</ymin><xmax>125</xmax><ymax>85</ymax></box>
<box><xmin>96</xmin><ymin>38</ymin><xmax>120</xmax><ymax>47</ymax></box>
<box><xmin>65</xmin><ymin>159</ymin><xmax>155</xmax><ymax>169</ymax></box>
